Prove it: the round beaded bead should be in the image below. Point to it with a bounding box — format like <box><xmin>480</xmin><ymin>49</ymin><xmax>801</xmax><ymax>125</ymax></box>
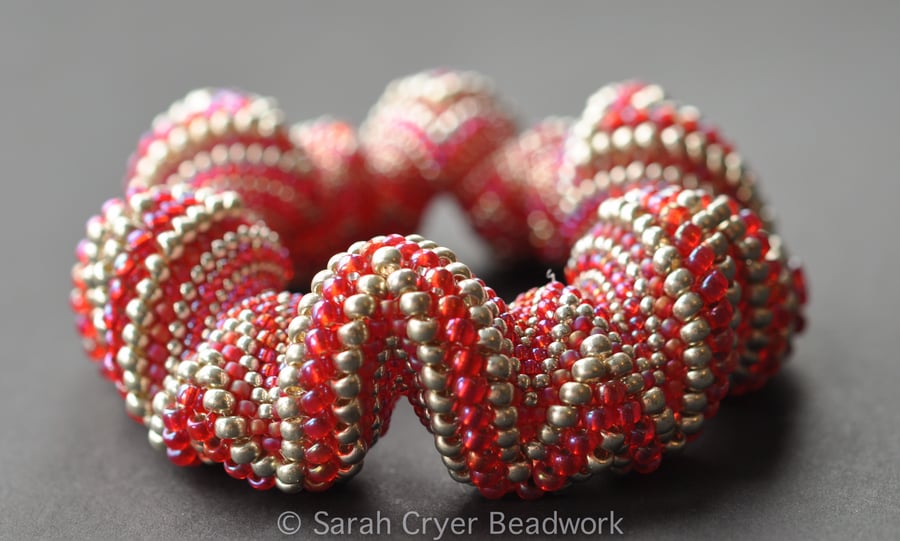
<box><xmin>458</xmin><ymin>118</ymin><xmax>570</xmax><ymax>262</ymax></box>
<box><xmin>71</xmin><ymin>185</ymin><xmax>292</xmax><ymax>424</ymax></box>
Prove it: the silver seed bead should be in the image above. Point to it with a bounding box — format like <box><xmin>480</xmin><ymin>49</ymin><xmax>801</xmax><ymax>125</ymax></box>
<box><xmin>477</xmin><ymin>327</ymin><xmax>503</xmax><ymax>351</ymax></box>
<box><xmin>336</xmin><ymin>425</ymin><xmax>361</xmax><ymax>445</ymax></box>
<box><xmin>555</xmin><ymin>305</ymin><xmax>576</xmax><ymax>322</ymax></box>
<box><xmin>493</xmin><ymin>406</ymin><xmax>517</xmax><ymax>429</ymax></box>
<box><xmin>214</xmin><ymin>416</ymin><xmax>247</xmax><ymax>439</ymax></box>
<box><xmin>686</xmin><ymin>368</ymin><xmax>714</xmax><ymax>390</ymax></box>
<box><xmin>683</xmin><ymin>345</ymin><xmax>712</xmax><ymax>368</ymax></box>
<box><xmin>147</xmin><ymin>430</ymin><xmax>165</xmax><ymax>451</ymax></box>
<box><xmin>310</xmin><ymin>270</ymin><xmax>334</xmax><ymax>294</ymax></box>
<box><xmin>435</xmin><ymin>436</ymin><xmax>462</xmax><ymax>457</ymax></box>
<box><xmin>284</xmin><ymin>343</ymin><xmax>305</xmax><ymax>365</ymax></box>
<box><xmin>673</xmin><ymin>292</ymin><xmax>703</xmax><ymax>321</ymax></box>
<box><xmin>681</xmin><ymin>413</ymin><xmax>705</xmax><ymax>435</ymax></box>
<box><xmin>425</xmin><ymin>391</ymin><xmax>454</xmax><ymax>413</ymax></box>
<box><xmin>539</xmin><ymin>424</ymin><xmax>562</xmax><ymax>443</ymax></box>
<box><xmin>495</xmin><ymin>428</ymin><xmax>519</xmax><ymax>448</ymax></box>
<box><xmin>681</xmin><ymin>318</ymin><xmax>711</xmax><ymax>344</ymax></box>
<box><xmin>416</xmin><ymin>344</ymin><xmax>445</xmax><ymax>365</ymax></box>
<box><xmin>664</xmin><ymin>268</ymin><xmax>694</xmax><ymax>297</ymax></box>
<box><xmin>546</xmin><ymin>405</ymin><xmax>577</xmax><ymax>428</ymax></box>
<box><xmin>547</xmin><ymin>342</ymin><xmax>566</xmax><ymax>357</ymax></box>
<box><xmin>333</xmin><ymin>400</ymin><xmax>362</xmax><ymax>424</ymax></box>
<box><xmin>421</xmin><ymin>364</ymin><xmax>449</xmax><ymax>391</ymax></box>
<box><xmin>441</xmin><ymin>455</ymin><xmax>467</xmax><ymax>472</ymax></box>
<box><xmin>356</xmin><ymin>274</ymin><xmax>386</xmax><ymax>296</ymax></box>
<box><xmin>338</xmin><ymin>321</ymin><xmax>368</xmax><ymax>347</ymax></box>
<box><xmin>525</xmin><ymin>441</ymin><xmax>547</xmax><ymax>460</ymax></box>
<box><xmin>332</xmin><ymin>374</ymin><xmax>361</xmax><ymax>399</ymax></box>
<box><xmin>559</xmin><ymin>382</ymin><xmax>592</xmax><ymax>405</ymax></box>
<box><xmin>399</xmin><ymin>292</ymin><xmax>431</xmax><ymax>316</ymax></box>
<box><xmin>706</xmin><ymin>231</ymin><xmax>729</xmax><ymax>257</ymax></box>
<box><xmin>343</xmin><ymin>293</ymin><xmax>376</xmax><ymax>319</ymax></box>
<box><xmin>195</xmin><ymin>365</ymin><xmax>229</xmax><ymax>388</ymax></box>
<box><xmin>251</xmin><ymin>456</ymin><xmax>277</xmax><ymax>478</ymax></box>
<box><xmin>340</xmin><ymin>442</ymin><xmax>367</xmax><ymax>465</ymax></box>
<box><xmin>125</xmin><ymin>393</ymin><xmax>147</xmax><ymax>420</ymax></box>
<box><xmin>407</xmin><ymin>318</ymin><xmax>438</xmax><ymax>343</ymax></box>
<box><xmin>580</xmin><ymin>334</ymin><xmax>611</xmax><ymax>356</ymax></box>
<box><xmin>488</xmin><ymin>382</ymin><xmax>514</xmax><ymax>406</ymax></box>
<box><xmin>275</xmin><ymin>396</ymin><xmax>300</xmax><ymax>419</ymax></box>
<box><xmin>571</xmin><ymin>357</ymin><xmax>606</xmax><ymax>382</ymax></box>
<box><xmin>641</xmin><ymin>226</ymin><xmax>664</xmax><ymax>249</ymax></box>
<box><xmin>202</xmin><ymin>389</ymin><xmax>235</xmax><ymax>414</ymax></box>
<box><xmin>654</xmin><ymin>408</ymin><xmax>676</xmax><ymax>434</ymax></box>
<box><xmin>333</xmin><ymin>349</ymin><xmax>363</xmax><ymax>372</ymax></box>
<box><xmin>457</xmin><ymin>279</ymin><xmax>485</xmax><ymax>304</ymax></box>
<box><xmin>683</xmin><ymin>392</ymin><xmax>708</xmax><ymax>413</ymax></box>
<box><xmin>445</xmin><ymin>261</ymin><xmax>471</xmax><ymax>278</ymax></box>
<box><xmin>281</xmin><ymin>440</ymin><xmax>306</xmax><ymax>462</ymax></box>
<box><xmin>587</xmin><ymin>450</ymin><xmax>613</xmax><ymax>473</ymax></box>
<box><xmin>297</xmin><ymin>293</ymin><xmax>320</xmax><ymax>315</ymax></box>
<box><xmin>507</xmin><ymin>462</ymin><xmax>532</xmax><ymax>483</ymax></box>
<box><xmin>116</xmin><ymin>346</ymin><xmax>139</xmax><ymax>371</ymax></box>
<box><xmin>601</xmin><ymin>432</ymin><xmax>626</xmax><ymax>452</ymax></box>
<box><xmin>276</xmin><ymin>462</ymin><xmax>304</xmax><ymax>484</ymax></box>
<box><xmin>641</xmin><ymin>388</ymin><xmax>666</xmax><ymax>414</ymax></box>
<box><xmin>606</xmin><ymin>352</ymin><xmax>633</xmax><ymax>376</ymax></box>
<box><xmin>485</xmin><ymin>355</ymin><xmax>511</xmax><ymax>379</ymax></box>
<box><xmin>250</xmin><ymin>387</ymin><xmax>267</xmax><ymax>403</ymax></box>
<box><xmin>197</xmin><ymin>348</ymin><xmax>224</xmax><ymax>366</ymax></box>
<box><xmin>371</xmin><ymin>246</ymin><xmax>402</xmax><ymax>275</ymax></box>
<box><xmin>387</xmin><ymin>268</ymin><xmax>419</xmax><ymax>295</ymax></box>
<box><xmin>230</xmin><ymin>441</ymin><xmax>260</xmax><ymax>464</ymax></box>
<box><xmin>469</xmin><ymin>305</ymin><xmax>493</xmax><ymax>327</ymax></box>
<box><xmin>430</xmin><ymin>414</ymin><xmax>458</xmax><ymax>437</ymax></box>
<box><xmin>624</xmin><ymin>373</ymin><xmax>645</xmax><ymax>394</ymax></box>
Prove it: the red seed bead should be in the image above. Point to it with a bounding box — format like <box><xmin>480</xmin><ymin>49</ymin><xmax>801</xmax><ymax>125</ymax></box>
<box><xmin>685</xmin><ymin>245</ymin><xmax>715</xmax><ymax>275</ymax></box>
<box><xmin>699</xmin><ymin>270</ymin><xmax>729</xmax><ymax>303</ymax></box>
<box><xmin>675</xmin><ymin>223</ymin><xmax>703</xmax><ymax>254</ymax></box>
<box><xmin>305</xmin><ymin>443</ymin><xmax>335</xmax><ymax>465</ymax></box>
<box><xmin>455</xmin><ymin>377</ymin><xmax>489</xmax><ymax>404</ymax></box>
<box><xmin>166</xmin><ymin>447</ymin><xmax>199</xmax><ymax>467</ymax></box>
<box><xmin>248</xmin><ymin>474</ymin><xmax>276</xmax><ymax>491</ymax></box>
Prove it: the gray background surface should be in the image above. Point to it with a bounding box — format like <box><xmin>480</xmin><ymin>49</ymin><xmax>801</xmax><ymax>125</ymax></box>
<box><xmin>2</xmin><ymin>1</ymin><xmax>899</xmax><ymax>539</ymax></box>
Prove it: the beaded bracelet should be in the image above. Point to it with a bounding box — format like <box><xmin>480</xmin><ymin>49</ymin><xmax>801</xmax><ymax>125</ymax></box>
<box><xmin>71</xmin><ymin>69</ymin><xmax>807</xmax><ymax>499</ymax></box>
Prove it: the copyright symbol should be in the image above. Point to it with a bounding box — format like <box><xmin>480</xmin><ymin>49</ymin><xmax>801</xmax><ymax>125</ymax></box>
<box><xmin>277</xmin><ymin>511</ymin><xmax>302</xmax><ymax>535</ymax></box>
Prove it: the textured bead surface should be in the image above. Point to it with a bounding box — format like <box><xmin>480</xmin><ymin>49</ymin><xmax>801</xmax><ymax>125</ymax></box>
<box><xmin>558</xmin><ymin>81</ymin><xmax>770</xmax><ymax>252</ymax></box>
<box><xmin>361</xmin><ymin>69</ymin><xmax>517</xmax><ymax>188</ymax></box>
<box><xmin>71</xmin><ymin>185</ymin><xmax>292</xmax><ymax>424</ymax></box>
<box><xmin>73</xmin><ymin>71</ymin><xmax>808</xmax><ymax>498</ymax></box>
<box><xmin>458</xmin><ymin>118</ymin><xmax>570</xmax><ymax>262</ymax></box>
<box><xmin>125</xmin><ymin>88</ymin><xmax>321</xmax><ymax>278</ymax></box>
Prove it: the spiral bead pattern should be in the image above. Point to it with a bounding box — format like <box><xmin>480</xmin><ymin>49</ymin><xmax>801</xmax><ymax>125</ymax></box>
<box><xmin>72</xmin><ymin>69</ymin><xmax>807</xmax><ymax>498</ymax></box>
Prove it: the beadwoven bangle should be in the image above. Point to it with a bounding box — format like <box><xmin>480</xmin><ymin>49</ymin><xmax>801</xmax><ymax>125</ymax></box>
<box><xmin>70</xmin><ymin>69</ymin><xmax>807</xmax><ymax>499</ymax></box>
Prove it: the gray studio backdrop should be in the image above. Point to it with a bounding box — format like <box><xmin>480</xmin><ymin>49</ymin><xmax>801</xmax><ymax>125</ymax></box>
<box><xmin>1</xmin><ymin>2</ymin><xmax>898</xmax><ymax>540</ymax></box>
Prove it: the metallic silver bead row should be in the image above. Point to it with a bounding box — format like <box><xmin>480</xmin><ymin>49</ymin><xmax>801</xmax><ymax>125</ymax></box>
<box><xmin>570</xmin><ymin>187</ymin><xmax>748</xmax><ymax>442</ymax></box>
<box><xmin>148</xmin><ymin>292</ymin><xmax>301</xmax><ymax>478</ymax></box>
<box><xmin>130</xmin><ymin>89</ymin><xmax>299</xmax><ymax>189</ymax></box>
<box><xmin>127</xmin><ymin>200</ymin><xmax>286</xmax><ymax>424</ymax></box>
<box><xmin>512</xmin><ymin>285</ymin><xmax>644</xmax><ymax>476</ymax></box>
<box><xmin>559</xmin><ymin>81</ymin><xmax>772</xmax><ymax>238</ymax></box>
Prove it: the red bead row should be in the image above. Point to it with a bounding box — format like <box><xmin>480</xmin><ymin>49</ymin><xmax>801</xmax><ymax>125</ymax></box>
<box><xmin>71</xmin><ymin>69</ymin><xmax>807</xmax><ymax>498</ymax></box>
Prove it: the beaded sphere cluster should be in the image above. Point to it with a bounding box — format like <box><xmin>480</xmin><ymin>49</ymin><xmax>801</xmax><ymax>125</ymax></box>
<box><xmin>71</xmin><ymin>69</ymin><xmax>807</xmax><ymax>498</ymax></box>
